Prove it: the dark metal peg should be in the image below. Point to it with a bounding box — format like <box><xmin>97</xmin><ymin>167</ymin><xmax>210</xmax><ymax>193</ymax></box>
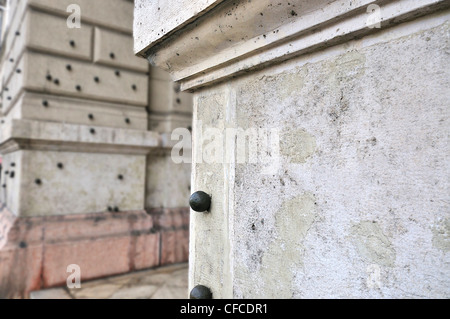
<box><xmin>189</xmin><ymin>191</ymin><xmax>211</xmax><ymax>212</ymax></box>
<box><xmin>190</xmin><ymin>285</ymin><xmax>212</xmax><ymax>299</ymax></box>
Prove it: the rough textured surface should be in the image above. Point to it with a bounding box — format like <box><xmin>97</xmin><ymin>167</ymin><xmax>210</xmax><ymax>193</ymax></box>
<box><xmin>191</xmin><ymin>16</ymin><xmax>450</xmax><ymax>298</ymax></box>
<box><xmin>0</xmin><ymin>207</ymin><xmax>189</xmax><ymax>298</ymax></box>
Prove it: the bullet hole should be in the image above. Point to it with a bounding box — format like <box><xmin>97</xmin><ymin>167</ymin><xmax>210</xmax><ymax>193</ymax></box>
<box><xmin>125</xmin><ymin>118</ymin><xmax>130</xmax><ymax>124</ymax></box>
<box><xmin>115</xmin><ymin>70</ymin><xmax>121</xmax><ymax>77</ymax></box>
<box><xmin>114</xmin><ymin>206</ymin><xmax>119</xmax><ymax>212</ymax></box>
<box><xmin>107</xmin><ymin>206</ymin><xmax>113</xmax><ymax>212</ymax></box>
<box><xmin>53</xmin><ymin>79</ymin><xmax>60</xmax><ymax>85</ymax></box>
<box><xmin>5</xmin><ymin>171</ymin><xmax>9</xmax><ymax>175</ymax></box>
<box><xmin>117</xmin><ymin>174</ymin><xmax>124</xmax><ymax>180</ymax></box>
<box><xmin>69</xmin><ymin>40</ymin><xmax>76</xmax><ymax>47</ymax></box>
<box><xmin>176</xmin><ymin>98</ymin><xmax>181</xmax><ymax>104</ymax></box>
<box><xmin>11</xmin><ymin>163</ymin><xmax>15</xmax><ymax>167</ymax></box>
<box><xmin>187</xmin><ymin>126</ymin><xmax>192</xmax><ymax>132</ymax></box>
<box><xmin>9</xmin><ymin>58</ymin><xmax>14</xmax><ymax>62</ymax></box>
<box><xmin>88</xmin><ymin>113</ymin><xmax>94</xmax><ymax>120</ymax></box>
<box><xmin>176</xmin><ymin>53</ymin><xmax>180</xmax><ymax>56</ymax></box>
<box><xmin>94</xmin><ymin>76</ymin><xmax>100</xmax><ymax>83</ymax></box>
<box><xmin>263</xmin><ymin>34</ymin><xmax>266</xmax><ymax>38</ymax></box>
<box><xmin>7</xmin><ymin>96</ymin><xmax>11</xmax><ymax>101</ymax></box>
<box><xmin>131</xmin><ymin>84</ymin><xmax>137</xmax><ymax>91</ymax></box>
<box><xmin>76</xmin><ymin>85</ymin><xmax>82</xmax><ymax>91</ymax></box>
<box><xmin>16</xmin><ymin>69</ymin><xmax>21</xmax><ymax>73</ymax></box>
<box><xmin>15</xmin><ymin>31</ymin><xmax>20</xmax><ymax>36</ymax></box>
<box><xmin>46</xmin><ymin>74</ymin><xmax>52</xmax><ymax>81</ymax></box>
<box><xmin>2</xmin><ymin>184</ymin><xmax>5</xmax><ymax>188</ymax></box>
<box><xmin>35</xmin><ymin>178</ymin><xmax>42</xmax><ymax>185</ymax></box>
<box><xmin>4</xmin><ymin>87</ymin><xmax>8</xmax><ymax>91</ymax></box>
<box><xmin>57</xmin><ymin>163</ymin><xmax>64</xmax><ymax>169</ymax></box>
<box><xmin>19</xmin><ymin>241</ymin><xmax>27</xmax><ymax>248</ymax></box>
<box><xmin>291</xmin><ymin>10</ymin><xmax>298</xmax><ymax>16</ymax></box>
<box><xmin>42</xmin><ymin>100</ymin><xmax>49</xmax><ymax>107</ymax></box>
<box><xmin>66</xmin><ymin>64</ymin><xmax>72</xmax><ymax>71</ymax></box>
<box><xmin>109</xmin><ymin>52</ymin><xmax>115</xmax><ymax>59</ymax></box>
<box><xmin>251</xmin><ymin>223</ymin><xmax>256</xmax><ymax>231</ymax></box>
<box><xmin>90</xmin><ymin>128</ymin><xmax>96</xmax><ymax>134</ymax></box>
<box><xmin>260</xmin><ymin>12</ymin><xmax>263</xmax><ymax>16</ymax></box>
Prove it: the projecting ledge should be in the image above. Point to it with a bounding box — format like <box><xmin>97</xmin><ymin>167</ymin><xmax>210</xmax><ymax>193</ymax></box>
<box><xmin>0</xmin><ymin>119</ymin><xmax>168</xmax><ymax>155</ymax></box>
<box><xmin>134</xmin><ymin>0</ymin><xmax>450</xmax><ymax>91</ymax></box>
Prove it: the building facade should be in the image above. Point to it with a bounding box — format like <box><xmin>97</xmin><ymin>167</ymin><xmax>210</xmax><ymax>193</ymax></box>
<box><xmin>135</xmin><ymin>0</ymin><xmax>450</xmax><ymax>298</ymax></box>
<box><xmin>0</xmin><ymin>0</ymin><xmax>192</xmax><ymax>298</ymax></box>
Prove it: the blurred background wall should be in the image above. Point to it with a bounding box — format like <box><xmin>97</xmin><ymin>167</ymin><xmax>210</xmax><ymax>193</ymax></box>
<box><xmin>0</xmin><ymin>0</ymin><xmax>192</xmax><ymax>298</ymax></box>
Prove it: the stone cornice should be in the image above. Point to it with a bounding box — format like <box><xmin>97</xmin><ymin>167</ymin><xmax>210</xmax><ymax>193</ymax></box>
<box><xmin>135</xmin><ymin>0</ymin><xmax>450</xmax><ymax>91</ymax></box>
<box><xmin>0</xmin><ymin>119</ymin><xmax>170</xmax><ymax>155</ymax></box>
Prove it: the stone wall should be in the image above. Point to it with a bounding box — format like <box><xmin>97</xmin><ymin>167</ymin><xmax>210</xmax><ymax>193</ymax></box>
<box><xmin>0</xmin><ymin>0</ymin><xmax>192</xmax><ymax>298</ymax></box>
<box><xmin>135</xmin><ymin>0</ymin><xmax>450</xmax><ymax>298</ymax></box>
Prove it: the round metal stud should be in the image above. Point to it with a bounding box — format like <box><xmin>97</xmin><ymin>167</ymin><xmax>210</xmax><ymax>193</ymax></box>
<box><xmin>189</xmin><ymin>191</ymin><xmax>211</xmax><ymax>212</ymax></box>
<box><xmin>189</xmin><ymin>285</ymin><xmax>212</xmax><ymax>299</ymax></box>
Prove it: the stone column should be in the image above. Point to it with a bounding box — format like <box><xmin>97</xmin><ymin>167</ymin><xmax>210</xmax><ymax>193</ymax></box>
<box><xmin>0</xmin><ymin>0</ymin><xmax>191</xmax><ymax>298</ymax></box>
<box><xmin>135</xmin><ymin>0</ymin><xmax>450</xmax><ymax>298</ymax></box>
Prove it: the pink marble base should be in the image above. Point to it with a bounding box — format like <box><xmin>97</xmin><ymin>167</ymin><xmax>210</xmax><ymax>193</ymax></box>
<box><xmin>0</xmin><ymin>206</ymin><xmax>189</xmax><ymax>298</ymax></box>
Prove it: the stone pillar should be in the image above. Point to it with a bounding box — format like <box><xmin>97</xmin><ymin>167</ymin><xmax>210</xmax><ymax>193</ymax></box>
<box><xmin>0</xmin><ymin>0</ymin><xmax>191</xmax><ymax>298</ymax></box>
<box><xmin>135</xmin><ymin>0</ymin><xmax>450</xmax><ymax>298</ymax></box>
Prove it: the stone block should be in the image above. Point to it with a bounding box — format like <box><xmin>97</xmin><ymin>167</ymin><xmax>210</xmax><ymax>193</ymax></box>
<box><xmin>18</xmin><ymin>92</ymin><xmax>148</xmax><ymax>130</ymax></box>
<box><xmin>133</xmin><ymin>233</ymin><xmax>160</xmax><ymax>270</ymax></box>
<box><xmin>1</xmin><ymin>9</ymin><xmax>28</xmax><ymax>85</ymax></box>
<box><xmin>29</xmin><ymin>0</ymin><xmax>134</xmax><ymax>33</ymax></box>
<box><xmin>42</xmin><ymin>236</ymin><xmax>131</xmax><ymax>287</ymax></box>
<box><xmin>27</xmin><ymin>10</ymin><xmax>93</xmax><ymax>61</ymax></box>
<box><xmin>94</xmin><ymin>27</ymin><xmax>148</xmax><ymax>72</ymax></box>
<box><xmin>24</xmin><ymin>52</ymin><xmax>148</xmax><ymax>106</ymax></box>
<box><xmin>1</xmin><ymin>150</ymin><xmax>146</xmax><ymax>217</ymax></box>
<box><xmin>160</xmin><ymin>229</ymin><xmax>189</xmax><ymax>265</ymax></box>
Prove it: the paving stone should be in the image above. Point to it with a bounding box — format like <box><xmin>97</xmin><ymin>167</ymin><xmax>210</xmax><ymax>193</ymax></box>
<box><xmin>69</xmin><ymin>283</ymin><xmax>123</xmax><ymax>299</ymax></box>
<box><xmin>30</xmin><ymin>288</ymin><xmax>72</xmax><ymax>299</ymax></box>
<box><xmin>109</xmin><ymin>285</ymin><xmax>159</xmax><ymax>299</ymax></box>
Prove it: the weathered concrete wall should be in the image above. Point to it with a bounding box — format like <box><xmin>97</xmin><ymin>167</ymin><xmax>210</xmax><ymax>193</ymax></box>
<box><xmin>196</xmin><ymin>15</ymin><xmax>450</xmax><ymax>298</ymax></box>
<box><xmin>135</xmin><ymin>0</ymin><xmax>450</xmax><ymax>298</ymax></box>
<box><xmin>0</xmin><ymin>0</ymin><xmax>193</xmax><ymax>298</ymax></box>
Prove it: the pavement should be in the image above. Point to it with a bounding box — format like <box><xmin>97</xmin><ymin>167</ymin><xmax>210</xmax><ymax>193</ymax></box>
<box><xmin>30</xmin><ymin>263</ymin><xmax>189</xmax><ymax>299</ymax></box>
